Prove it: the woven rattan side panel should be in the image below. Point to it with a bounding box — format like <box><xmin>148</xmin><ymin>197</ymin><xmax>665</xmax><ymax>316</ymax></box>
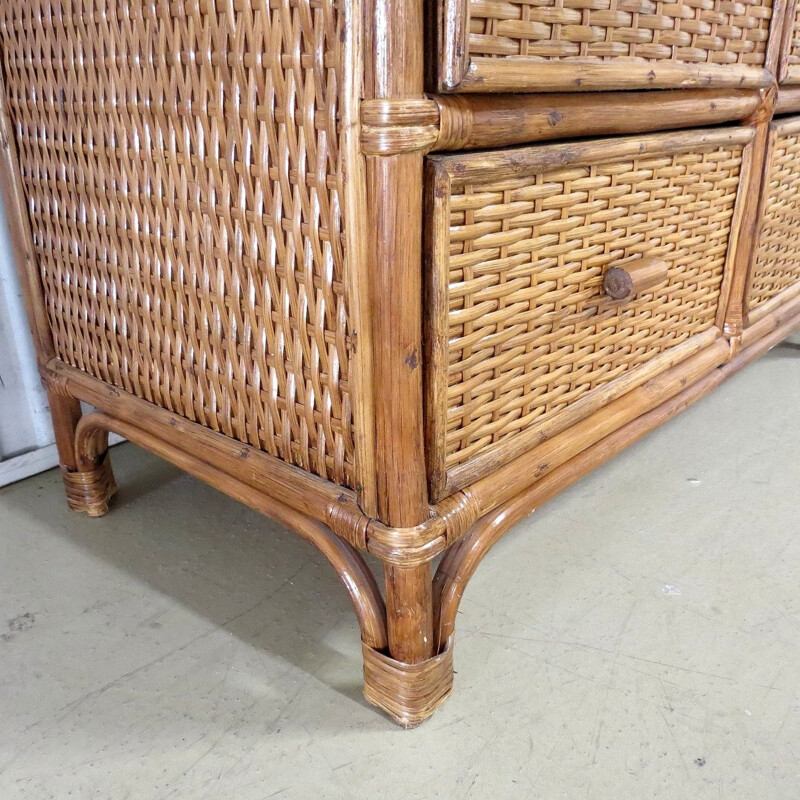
<box><xmin>0</xmin><ymin>1</ymin><xmax>361</xmax><ymax>488</ymax></box>
<box><xmin>749</xmin><ymin>122</ymin><xmax>800</xmax><ymax>321</ymax></box>
<box><xmin>426</xmin><ymin>130</ymin><xmax>749</xmax><ymax>495</ymax></box>
<box><xmin>467</xmin><ymin>0</ymin><xmax>773</xmax><ymax>65</ymax></box>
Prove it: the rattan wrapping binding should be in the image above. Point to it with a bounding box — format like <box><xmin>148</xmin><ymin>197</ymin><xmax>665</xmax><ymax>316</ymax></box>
<box><xmin>468</xmin><ymin>0</ymin><xmax>774</xmax><ymax>65</ymax></box>
<box><xmin>431</xmin><ymin>138</ymin><xmax>745</xmax><ymax>485</ymax></box>
<box><xmin>749</xmin><ymin>125</ymin><xmax>800</xmax><ymax>321</ymax></box>
<box><xmin>62</xmin><ymin>459</ymin><xmax>117</xmax><ymax>518</ymax></box>
<box><xmin>0</xmin><ymin>0</ymin><xmax>358</xmax><ymax>487</ymax></box>
<box><xmin>362</xmin><ymin>641</ymin><xmax>454</xmax><ymax>728</ymax></box>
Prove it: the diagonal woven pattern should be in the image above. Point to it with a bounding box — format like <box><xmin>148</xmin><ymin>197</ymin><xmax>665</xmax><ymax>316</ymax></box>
<box><xmin>750</xmin><ymin>130</ymin><xmax>800</xmax><ymax>319</ymax></box>
<box><xmin>468</xmin><ymin>0</ymin><xmax>773</xmax><ymax>65</ymax></box>
<box><xmin>443</xmin><ymin>145</ymin><xmax>743</xmax><ymax>471</ymax></box>
<box><xmin>0</xmin><ymin>0</ymin><xmax>357</xmax><ymax>487</ymax></box>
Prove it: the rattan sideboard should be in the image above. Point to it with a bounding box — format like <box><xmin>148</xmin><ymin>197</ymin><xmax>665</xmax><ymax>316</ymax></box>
<box><xmin>2</xmin><ymin>0</ymin><xmax>800</xmax><ymax>727</ymax></box>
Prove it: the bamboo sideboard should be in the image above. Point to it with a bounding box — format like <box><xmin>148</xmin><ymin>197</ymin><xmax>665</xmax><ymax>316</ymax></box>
<box><xmin>2</xmin><ymin>0</ymin><xmax>800</xmax><ymax>727</ymax></box>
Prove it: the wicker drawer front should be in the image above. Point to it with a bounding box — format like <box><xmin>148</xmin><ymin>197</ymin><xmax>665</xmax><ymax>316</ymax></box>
<box><xmin>748</xmin><ymin>117</ymin><xmax>800</xmax><ymax>322</ymax></box>
<box><xmin>425</xmin><ymin>127</ymin><xmax>752</xmax><ymax>498</ymax></box>
<box><xmin>0</xmin><ymin>1</ymin><xmax>363</xmax><ymax>489</ymax></box>
<box><xmin>435</xmin><ymin>0</ymin><xmax>777</xmax><ymax>92</ymax></box>
<box><xmin>779</xmin><ymin>3</ymin><xmax>800</xmax><ymax>82</ymax></box>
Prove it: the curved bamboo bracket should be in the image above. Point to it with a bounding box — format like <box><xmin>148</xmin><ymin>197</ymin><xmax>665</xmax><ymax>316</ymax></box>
<box><xmin>72</xmin><ymin>413</ymin><xmax>389</xmax><ymax>651</ymax></box>
<box><xmin>432</xmin><ymin>494</ymin><xmax>535</xmax><ymax>651</ymax></box>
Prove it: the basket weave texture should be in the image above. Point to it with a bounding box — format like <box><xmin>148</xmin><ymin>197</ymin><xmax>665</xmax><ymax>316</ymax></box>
<box><xmin>468</xmin><ymin>0</ymin><xmax>773</xmax><ymax>65</ymax></box>
<box><xmin>443</xmin><ymin>144</ymin><xmax>744</xmax><ymax>472</ymax></box>
<box><xmin>750</xmin><ymin>129</ymin><xmax>800</xmax><ymax>319</ymax></box>
<box><xmin>0</xmin><ymin>0</ymin><xmax>357</xmax><ymax>487</ymax></box>
<box><xmin>783</xmin><ymin>4</ymin><xmax>800</xmax><ymax>73</ymax></box>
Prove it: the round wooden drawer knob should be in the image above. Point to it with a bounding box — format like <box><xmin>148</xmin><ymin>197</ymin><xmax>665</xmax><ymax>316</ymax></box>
<box><xmin>603</xmin><ymin>258</ymin><xmax>669</xmax><ymax>301</ymax></box>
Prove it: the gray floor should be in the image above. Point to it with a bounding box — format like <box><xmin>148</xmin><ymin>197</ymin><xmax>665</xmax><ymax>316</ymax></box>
<box><xmin>1</xmin><ymin>345</ymin><xmax>799</xmax><ymax>800</ymax></box>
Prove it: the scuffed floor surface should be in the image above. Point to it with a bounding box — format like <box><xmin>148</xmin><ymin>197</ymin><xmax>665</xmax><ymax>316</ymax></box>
<box><xmin>1</xmin><ymin>344</ymin><xmax>800</xmax><ymax>800</ymax></box>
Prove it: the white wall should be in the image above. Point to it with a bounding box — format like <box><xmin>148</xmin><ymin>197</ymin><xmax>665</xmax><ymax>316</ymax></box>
<box><xmin>0</xmin><ymin>194</ymin><xmax>123</xmax><ymax>489</ymax></box>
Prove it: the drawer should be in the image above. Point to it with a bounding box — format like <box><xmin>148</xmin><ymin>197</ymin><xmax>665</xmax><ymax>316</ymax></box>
<box><xmin>748</xmin><ymin>116</ymin><xmax>800</xmax><ymax>322</ymax></box>
<box><xmin>424</xmin><ymin>127</ymin><xmax>753</xmax><ymax>499</ymax></box>
<box><xmin>779</xmin><ymin>1</ymin><xmax>800</xmax><ymax>82</ymax></box>
<box><xmin>434</xmin><ymin>0</ymin><xmax>778</xmax><ymax>93</ymax></box>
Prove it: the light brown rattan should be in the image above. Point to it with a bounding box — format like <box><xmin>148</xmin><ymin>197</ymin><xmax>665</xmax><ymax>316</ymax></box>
<box><xmin>749</xmin><ymin>123</ymin><xmax>800</xmax><ymax>320</ymax></box>
<box><xmin>3</xmin><ymin>0</ymin><xmax>800</xmax><ymax>731</ymax></box>
<box><xmin>468</xmin><ymin>0</ymin><xmax>774</xmax><ymax>65</ymax></box>
<box><xmin>362</xmin><ymin>640</ymin><xmax>454</xmax><ymax>728</ymax></box>
<box><xmin>0</xmin><ymin>0</ymin><xmax>358</xmax><ymax>487</ymax></box>
<box><xmin>781</xmin><ymin>2</ymin><xmax>800</xmax><ymax>77</ymax></box>
<box><xmin>62</xmin><ymin>458</ymin><xmax>117</xmax><ymax>518</ymax></box>
<box><xmin>428</xmin><ymin>132</ymin><xmax>747</xmax><ymax>490</ymax></box>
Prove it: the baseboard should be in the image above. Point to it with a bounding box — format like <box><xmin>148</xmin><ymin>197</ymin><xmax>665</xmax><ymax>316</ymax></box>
<box><xmin>0</xmin><ymin>434</ymin><xmax>125</xmax><ymax>488</ymax></box>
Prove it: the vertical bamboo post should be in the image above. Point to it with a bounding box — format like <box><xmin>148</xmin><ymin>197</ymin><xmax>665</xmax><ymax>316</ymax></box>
<box><xmin>366</xmin><ymin>0</ymin><xmax>435</xmax><ymax>663</ymax></box>
<box><xmin>384</xmin><ymin>564</ymin><xmax>435</xmax><ymax>663</ymax></box>
<box><xmin>47</xmin><ymin>392</ymin><xmax>82</xmax><ymax>472</ymax></box>
<box><xmin>367</xmin><ymin>0</ymin><xmax>428</xmax><ymax>527</ymax></box>
<box><xmin>723</xmin><ymin>86</ymin><xmax>777</xmax><ymax>343</ymax></box>
<box><xmin>45</xmin><ymin>385</ymin><xmax>116</xmax><ymax>516</ymax></box>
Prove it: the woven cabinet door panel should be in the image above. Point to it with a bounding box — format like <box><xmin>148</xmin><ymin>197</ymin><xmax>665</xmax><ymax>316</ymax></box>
<box><xmin>425</xmin><ymin>127</ymin><xmax>753</xmax><ymax>498</ymax></box>
<box><xmin>0</xmin><ymin>0</ymin><xmax>362</xmax><ymax>488</ymax></box>
<box><xmin>748</xmin><ymin>117</ymin><xmax>800</xmax><ymax>323</ymax></box>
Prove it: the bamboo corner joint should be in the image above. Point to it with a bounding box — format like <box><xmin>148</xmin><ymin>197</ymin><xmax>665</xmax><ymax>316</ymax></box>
<box><xmin>2</xmin><ymin>0</ymin><xmax>800</xmax><ymax>727</ymax></box>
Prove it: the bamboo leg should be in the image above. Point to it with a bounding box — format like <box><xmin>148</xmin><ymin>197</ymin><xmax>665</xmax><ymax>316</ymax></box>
<box><xmin>48</xmin><ymin>391</ymin><xmax>116</xmax><ymax>517</ymax></box>
<box><xmin>384</xmin><ymin>564</ymin><xmax>435</xmax><ymax>664</ymax></box>
<box><xmin>361</xmin><ymin>561</ymin><xmax>453</xmax><ymax>727</ymax></box>
<box><xmin>48</xmin><ymin>391</ymin><xmax>82</xmax><ymax>472</ymax></box>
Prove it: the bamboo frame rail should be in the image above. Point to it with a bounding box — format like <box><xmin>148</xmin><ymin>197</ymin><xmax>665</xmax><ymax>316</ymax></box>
<box><xmin>776</xmin><ymin>85</ymin><xmax>800</xmax><ymax>112</ymax></box>
<box><xmin>363</xmin><ymin>88</ymin><xmax>771</xmax><ymax>157</ymax></box>
<box><xmin>39</xmin><ymin>283</ymin><xmax>800</xmax><ymax>564</ymax></box>
<box><xmin>446</xmin><ymin>60</ymin><xmax>776</xmax><ymax>95</ymax></box>
<box><xmin>432</xmin><ymin>90</ymin><xmax>765</xmax><ymax>151</ymax></box>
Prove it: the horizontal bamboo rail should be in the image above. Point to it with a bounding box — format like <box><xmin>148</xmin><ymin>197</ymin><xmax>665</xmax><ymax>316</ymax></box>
<box><xmin>453</xmin><ymin>61</ymin><xmax>774</xmax><ymax>94</ymax></box>
<box><xmin>363</xmin><ymin>88</ymin><xmax>773</xmax><ymax>157</ymax></box>
<box><xmin>776</xmin><ymin>86</ymin><xmax>800</xmax><ymax>114</ymax></box>
<box><xmin>431</xmin><ymin>126</ymin><xmax>756</xmax><ymax>185</ymax></box>
<box><xmin>43</xmin><ymin>291</ymin><xmax>800</xmax><ymax>569</ymax></box>
<box><xmin>433</xmin><ymin>89</ymin><xmax>764</xmax><ymax>151</ymax></box>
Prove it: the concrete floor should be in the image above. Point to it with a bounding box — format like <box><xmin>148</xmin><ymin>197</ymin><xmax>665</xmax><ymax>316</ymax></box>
<box><xmin>1</xmin><ymin>345</ymin><xmax>799</xmax><ymax>800</ymax></box>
